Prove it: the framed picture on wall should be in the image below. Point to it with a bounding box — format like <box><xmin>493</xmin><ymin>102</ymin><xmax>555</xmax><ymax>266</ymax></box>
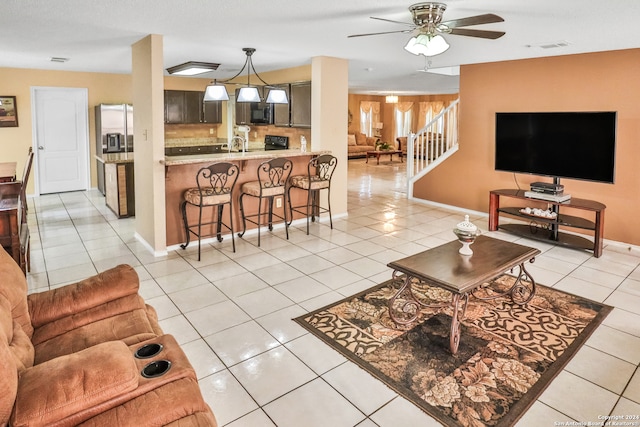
<box><xmin>0</xmin><ymin>96</ymin><xmax>18</xmax><ymax>127</ymax></box>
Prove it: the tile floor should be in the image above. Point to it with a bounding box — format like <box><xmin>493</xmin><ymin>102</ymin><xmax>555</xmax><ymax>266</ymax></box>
<box><xmin>25</xmin><ymin>158</ymin><xmax>640</xmax><ymax>426</ymax></box>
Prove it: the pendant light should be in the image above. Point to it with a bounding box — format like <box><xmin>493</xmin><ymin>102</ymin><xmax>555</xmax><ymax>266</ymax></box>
<box><xmin>203</xmin><ymin>48</ymin><xmax>289</xmax><ymax>104</ymax></box>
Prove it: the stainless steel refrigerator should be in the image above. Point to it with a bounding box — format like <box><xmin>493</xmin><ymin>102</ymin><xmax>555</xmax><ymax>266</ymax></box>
<box><xmin>95</xmin><ymin>104</ymin><xmax>133</xmax><ymax>195</ymax></box>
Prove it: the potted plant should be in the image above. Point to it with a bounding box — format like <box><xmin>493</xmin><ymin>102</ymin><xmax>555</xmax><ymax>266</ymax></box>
<box><xmin>375</xmin><ymin>140</ymin><xmax>391</xmax><ymax>151</ymax></box>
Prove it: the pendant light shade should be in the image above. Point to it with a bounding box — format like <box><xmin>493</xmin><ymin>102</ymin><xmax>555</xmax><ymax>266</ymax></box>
<box><xmin>203</xmin><ymin>81</ymin><xmax>229</xmax><ymax>101</ymax></box>
<box><xmin>237</xmin><ymin>87</ymin><xmax>261</xmax><ymax>103</ymax></box>
<box><xmin>265</xmin><ymin>88</ymin><xmax>288</xmax><ymax>104</ymax></box>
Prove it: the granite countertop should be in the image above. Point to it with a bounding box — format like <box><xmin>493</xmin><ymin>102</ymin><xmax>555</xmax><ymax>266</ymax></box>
<box><xmin>161</xmin><ymin>149</ymin><xmax>329</xmax><ymax>166</ymax></box>
<box><xmin>165</xmin><ymin>138</ymin><xmax>227</xmax><ymax>148</ymax></box>
<box><xmin>95</xmin><ymin>153</ymin><xmax>134</xmax><ymax>164</ymax></box>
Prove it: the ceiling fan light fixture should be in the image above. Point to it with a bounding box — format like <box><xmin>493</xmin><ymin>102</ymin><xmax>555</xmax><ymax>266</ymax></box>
<box><xmin>203</xmin><ymin>81</ymin><xmax>230</xmax><ymax>101</ymax></box>
<box><xmin>404</xmin><ymin>34</ymin><xmax>450</xmax><ymax>56</ymax></box>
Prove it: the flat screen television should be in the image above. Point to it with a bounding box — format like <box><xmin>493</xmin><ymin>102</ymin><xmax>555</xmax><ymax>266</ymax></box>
<box><xmin>494</xmin><ymin>111</ymin><xmax>617</xmax><ymax>183</ymax></box>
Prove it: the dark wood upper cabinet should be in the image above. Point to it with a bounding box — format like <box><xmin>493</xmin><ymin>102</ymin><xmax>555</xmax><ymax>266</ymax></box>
<box><xmin>273</xmin><ymin>81</ymin><xmax>311</xmax><ymax>128</ymax></box>
<box><xmin>290</xmin><ymin>82</ymin><xmax>311</xmax><ymax>128</ymax></box>
<box><xmin>164</xmin><ymin>90</ymin><xmax>222</xmax><ymax>124</ymax></box>
<box><xmin>164</xmin><ymin>90</ymin><xmax>185</xmax><ymax>124</ymax></box>
<box><xmin>183</xmin><ymin>91</ymin><xmax>201</xmax><ymax>124</ymax></box>
<box><xmin>234</xmin><ymin>88</ymin><xmax>252</xmax><ymax>125</ymax></box>
<box><xmin>203</xmin><ymin>99</ymin><xmax>222</xmax><ymax>124</ymax></box>
<box><xmin>273</xmin><ymin>85</ymin><xmax>291</xmax><ymax>127</ymax></box>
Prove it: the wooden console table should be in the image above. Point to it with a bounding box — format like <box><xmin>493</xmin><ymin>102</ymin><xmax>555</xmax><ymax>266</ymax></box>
<box><xmin>489</xmin><ymin>189</ymin><xmax>605</xmax><ymax>257</ymax></box>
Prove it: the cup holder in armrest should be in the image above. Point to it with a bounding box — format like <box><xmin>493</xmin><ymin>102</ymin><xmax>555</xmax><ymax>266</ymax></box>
<box><xmin>141</xmin><ymin>360</ymin><xmax>172</xmax><ymax>378</ymax></box>
<box><xmin>135</xmin><ymin>343</ymin><xmax>164</xmax><ymax>359</ymax></box>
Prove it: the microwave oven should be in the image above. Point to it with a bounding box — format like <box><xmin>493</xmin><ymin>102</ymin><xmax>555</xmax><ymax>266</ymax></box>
<box><xmin>250</xmin><ymin>103</ymin><xmax>273</xmax><ymax>124</ymax></box>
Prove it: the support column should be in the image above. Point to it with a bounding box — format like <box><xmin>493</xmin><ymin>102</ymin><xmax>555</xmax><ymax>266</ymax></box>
<box><xmin>311</xmin><ymin>56</ymin><xmax>348</xmax><ymax>216</ymax></box>
<box><xmin>131</xmin><ymin>35</ymin><xmax>167</xmax><ymax>255</ymax></box>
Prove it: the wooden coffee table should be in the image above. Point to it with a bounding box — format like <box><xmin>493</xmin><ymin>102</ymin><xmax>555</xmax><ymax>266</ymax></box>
<box><xmin>387</xmin><ymin>235</ymin><xmax>540</xmax><ymax>354</ymax></box>
<box><xmin>365</xmin><ymin>150</ymin><xmax>403</xmax><ymax>165</ymax></box>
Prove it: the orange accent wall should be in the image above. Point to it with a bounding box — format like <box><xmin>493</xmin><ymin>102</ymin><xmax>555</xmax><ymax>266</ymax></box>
<box><xmin>413</xmin><ymin>48</ymin><xmax>640</xmax><ymax>246</ymax></box>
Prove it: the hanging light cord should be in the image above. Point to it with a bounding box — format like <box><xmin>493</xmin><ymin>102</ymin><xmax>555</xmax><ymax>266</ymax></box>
<box><xmin>218</xmin><ymin>48</ymin><xmax>272</xmax><ymax>87</ymax></box>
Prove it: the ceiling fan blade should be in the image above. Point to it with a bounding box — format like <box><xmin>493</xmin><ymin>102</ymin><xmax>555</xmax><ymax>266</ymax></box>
<box><xmin>448</xmin><ymin>28</ymin><xmax>505</xmax><ymax>39</ymax></box>
<box><xmin>441</xmin><ymin>13</ymin><xmax>504</xmax><ymax>29</ymax></box>
<box><xmin>348</xmin><ymin>29</ymin><xmax>413</xmax><ymax>38</ymax></box>
<box><xmin>370</xmin><ymin>16</ymin><xmax>415</xmax><ymax>26</ymax></box>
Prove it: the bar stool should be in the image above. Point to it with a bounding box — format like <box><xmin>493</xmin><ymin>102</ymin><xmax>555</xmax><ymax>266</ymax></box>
<box><xmin>287</xmin><ymin>154</ymin><xmax>337</xmax><ymax>235</ymax></box>
<box><xmin>180</xmin><ymin>162</ymin><xmax>239</xmax><ymax>260</ymax></box>
<box><xmin>238</xmin><ymin>158</ymin><xmax>292</xmax><ymax>246</ymax></box>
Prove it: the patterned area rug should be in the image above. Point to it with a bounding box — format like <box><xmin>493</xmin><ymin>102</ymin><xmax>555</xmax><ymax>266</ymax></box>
<box><xmin>295</xmin><ymin>275</ymin><xmax>612</xmax><ymax>427</ymax></box>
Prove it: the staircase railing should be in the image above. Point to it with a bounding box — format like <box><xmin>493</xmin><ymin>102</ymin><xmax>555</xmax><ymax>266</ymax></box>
<box><xmin>406</xmin><ymin>98</ymin><xmax>459</xmax><ymax>198</ymax></box>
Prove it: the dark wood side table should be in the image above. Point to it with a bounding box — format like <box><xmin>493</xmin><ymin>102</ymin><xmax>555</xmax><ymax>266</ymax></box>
<box><xmin>387</xmin><ymin>235</ymin><xmax>540</xmax><ymax>354</ymax></box>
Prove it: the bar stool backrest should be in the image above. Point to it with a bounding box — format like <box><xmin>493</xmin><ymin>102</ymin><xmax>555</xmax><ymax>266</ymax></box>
<box><xmin>311</xmin><ymin>154</ymin><xmax>337</xmax><ymax>182</ymax></box>
<box><xmin>257</xmin><ymin>158</ymin><xmax>293</xmax><ymax>191</ymax></box>
<box><xmin>196</xmin><ymin>162</ymin><xmax>239</xmax><ymax>199</ymax></box>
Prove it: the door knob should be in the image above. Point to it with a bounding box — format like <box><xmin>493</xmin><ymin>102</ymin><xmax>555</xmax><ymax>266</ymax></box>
<box><xmin>38</xmin><ymin>146</ymin><xmax>44</xmax><ymax>150</ymax></box>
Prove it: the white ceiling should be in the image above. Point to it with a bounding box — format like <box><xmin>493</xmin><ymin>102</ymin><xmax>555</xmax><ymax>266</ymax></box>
<box><xmin>3</xmin><ymin>0</ymin><xmax>640</xmax><ymax>95</ymax></box>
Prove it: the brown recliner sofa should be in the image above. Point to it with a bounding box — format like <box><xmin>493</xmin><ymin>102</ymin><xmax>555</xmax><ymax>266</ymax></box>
<box><xmin>0</xmin><ymin>245</ymin><xmax>217</xmax><ymax>426</ymax></box>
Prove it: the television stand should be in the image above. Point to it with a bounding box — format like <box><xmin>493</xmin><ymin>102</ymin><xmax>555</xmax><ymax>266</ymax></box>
<box><xmin>489</xmin><ymin>189</ymin><xmax>605</xmax><ymax>257</ymax></box>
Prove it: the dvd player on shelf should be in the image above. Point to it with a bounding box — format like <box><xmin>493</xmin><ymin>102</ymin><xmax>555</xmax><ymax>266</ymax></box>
<box><xmin>524</xmin><ymin>191</ymin><xmax>571</xmax><ymax>202</ymax></box>
<box><xmin>530</xmin><ymin>181</ymin><xmax>565</xmax><ymax>195</ymax></box>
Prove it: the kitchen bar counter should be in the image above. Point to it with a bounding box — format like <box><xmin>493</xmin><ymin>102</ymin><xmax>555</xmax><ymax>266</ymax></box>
<box><xmin>162</xmin><ymin>148</ymin><xmax>327</xmax><ymax>167</ymax></box>
<box><xmin>94</xmin><ymin>153</ymin><xmax>135</xmax><ymax>217</ymax></box>
<box><xmin>95</xmin><ymin>152</ymin><xmax>135</xmax><ymax>164</ymax></box>
<box><xmin>164</xmin><ymin>149</ymin><xmax>329</xmax><ymax>247</ymax></box>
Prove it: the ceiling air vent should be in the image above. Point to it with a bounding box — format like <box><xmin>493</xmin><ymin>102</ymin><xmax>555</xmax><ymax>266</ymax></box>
<box><xmin>50</xmin><ymin>57</ymin><xmax>70</xmax><ymax>63</ymax></box>
<box><xmin>526</xmin><ymin>41</ymin><xmax>571</xmax><ymax>50</ymax></box>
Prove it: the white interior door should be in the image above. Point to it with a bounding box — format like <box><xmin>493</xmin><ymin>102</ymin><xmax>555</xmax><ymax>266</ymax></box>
<box><xmin>32</xmin><ymin>87</ymin><xmax>89</xmax><ymax>194</ymax></box>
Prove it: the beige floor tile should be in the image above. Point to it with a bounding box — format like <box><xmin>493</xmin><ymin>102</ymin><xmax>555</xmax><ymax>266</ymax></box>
<box><xmin>285</xmin><ymin>333</ymin><xmax>347</xmax><ymax>375</ymax></box>
<box><xmin>205</xmin><ymin>320</ymin><xmax>280</xmax><ymax>366</ymax></box>
<box><xmin>229</xmin><ymin>346</ymin><xmax>316</xmax><ymax>406</ymax></box>
<box><xmin>565</xmin><ymin>345</ymin><xmax>636</xmax><ymax>394</ymax></box>
<box><xmin>263</xmin><ymin>378</ymin><xmax>365</xmax><ymax>427</ymax></box>
<box><xmin>323</xmin><ymin>362</ymin><xmax>397</xmax><ymax>415</ymax></box>
<box><xmin>539</xmin><ymin>371</ymin><xmax>619</xmax><ymax>421</ymax></box>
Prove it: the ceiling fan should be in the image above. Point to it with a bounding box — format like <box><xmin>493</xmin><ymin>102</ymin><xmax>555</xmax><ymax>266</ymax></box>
<box><xmin>348</xmin><ymin>2</ymin><xmax>505</xmax><ymax>56</ymax></box>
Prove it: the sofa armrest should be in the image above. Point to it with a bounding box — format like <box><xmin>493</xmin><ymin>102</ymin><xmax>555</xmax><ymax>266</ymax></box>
<box><xmin>28</xmin><ymin>265</ymin><xmax>140</xmax><ymax>328</ymax></box>
<box><xmin>11</xmin><ymin>341</ymin><xmax>138</xmax><ymax>427</ymax></box>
